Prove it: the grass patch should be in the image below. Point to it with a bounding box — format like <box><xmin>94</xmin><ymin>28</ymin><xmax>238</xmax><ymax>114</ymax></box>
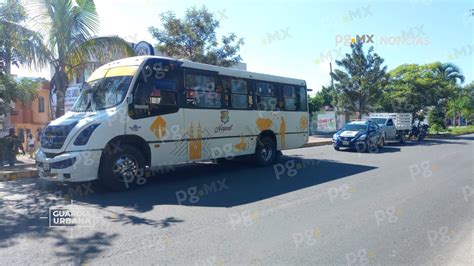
<box><xmin>429</xmin><ymin>125</ymin><xmax>474</xmax><ymax>135</ymax></box>
<box><xmin>447</xmin><ymin>125</ymin><xmax>474</xmax><ymax>135</ymax></box>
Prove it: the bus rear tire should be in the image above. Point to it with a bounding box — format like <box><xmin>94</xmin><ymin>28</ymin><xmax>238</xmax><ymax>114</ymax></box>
<box><xmin>100</xmin><ymin>144</ymin><xmax>146</xmax><ymax>191</ymax></box>
<box><xmin>254</xmin><ymin>136</ymin><xmax>277</xmax><ymax>166</ymax></box>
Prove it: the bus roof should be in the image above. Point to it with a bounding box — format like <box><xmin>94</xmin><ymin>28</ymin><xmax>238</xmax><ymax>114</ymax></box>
<box><xmin>100</xmin><ymin>56</ymin><xmax>307</xmax><ymax>86</ymax></box>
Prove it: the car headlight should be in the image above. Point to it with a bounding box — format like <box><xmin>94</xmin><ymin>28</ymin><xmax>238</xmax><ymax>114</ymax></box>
<box><xmin>358</xmin><ymin>134</ymin><xmax>367</xmax><ymax>140</ymax></box>
<box><xmin>74</xmin><ymin>124</ymin><xmax>100</xmax><ymax>146</ymax></box>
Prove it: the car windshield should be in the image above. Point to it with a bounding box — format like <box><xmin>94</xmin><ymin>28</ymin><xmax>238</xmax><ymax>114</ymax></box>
<box><xmin>71</xmin><ymin>75</ymin><xmax>133</xmax><ymax>112</ymax></box>
<box><xmin>371</xmin><ymin>118</ymin><xmax>387</xmax><ymax>125</ymax></box>
<box><xmin>342</xmin><ymin>123</ymin><xmax>367</xmax><ymax>131</ymax></box>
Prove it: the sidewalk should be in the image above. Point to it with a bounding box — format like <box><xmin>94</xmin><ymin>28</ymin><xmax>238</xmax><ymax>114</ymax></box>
<box><xmin>0</xmin><ymin>155</ymin><xmax>38</xmax><ymax>181</ymax></box>
<box><xmin>303</xmin><ymin>135</ymin><xmax>333</xmax><ymax>148</ymax></box>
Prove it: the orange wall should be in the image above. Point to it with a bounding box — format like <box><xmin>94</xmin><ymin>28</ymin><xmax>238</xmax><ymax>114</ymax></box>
<box><xmin>32</xmin><ymin>88</ymin><xmax>50</xmax><ymax>124</ymax></box>
<box><xmin>10</xmin><ymin>81</ymin><xmax>51</xmax><ymax>148</ymax></box>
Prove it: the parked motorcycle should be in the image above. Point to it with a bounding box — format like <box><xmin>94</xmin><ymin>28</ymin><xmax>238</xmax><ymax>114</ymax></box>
<box><xmin>409</xmin><ymin>122</ymin><xmax>429</xmax><ymax>141</ymax></box>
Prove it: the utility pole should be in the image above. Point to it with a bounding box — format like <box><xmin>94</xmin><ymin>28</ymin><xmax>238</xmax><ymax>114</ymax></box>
<box><xmin>330</xmin><ymin>62</ymin><xmax>338</xmax><ymax>130</ymax></box>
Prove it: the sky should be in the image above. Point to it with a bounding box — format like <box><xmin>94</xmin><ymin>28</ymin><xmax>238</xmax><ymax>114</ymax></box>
<box><xmin>11</xmin><ymin>0</ymin><xmax>474</xmax><ymax>94</ymax></box>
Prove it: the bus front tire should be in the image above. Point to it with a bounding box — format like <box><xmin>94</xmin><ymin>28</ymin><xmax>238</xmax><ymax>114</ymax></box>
<box><xmin>255</xmin><ymin>137</ymin><xmax>277</xmax><ymax>166</ymax></box>
<box><xmin>100</xmin><ymin>144</ymin><xmax>146</xmax><ymax>191</ymax></box>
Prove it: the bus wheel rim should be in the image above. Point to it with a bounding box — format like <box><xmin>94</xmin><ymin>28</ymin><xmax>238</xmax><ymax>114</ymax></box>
<box><xmin>261</xmin><ymin>142</ymin><xmax>273</xmax><ymax>161</ymax></box>
<box><xmin>113</xmin><ymin>155</ymin><xmax>138</xmax><ymax>181</ymax></box>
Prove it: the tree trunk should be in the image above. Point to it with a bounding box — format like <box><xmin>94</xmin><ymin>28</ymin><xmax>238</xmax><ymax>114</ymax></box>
<box><xmin>54</xmin><ymin>68</ymin><xmax>67</xmax><ymax>118</ymax></box>
<box><xmin>452</xmin><ymin>98</ymin><xmax>456</xmax><ymax>127</ymax></box>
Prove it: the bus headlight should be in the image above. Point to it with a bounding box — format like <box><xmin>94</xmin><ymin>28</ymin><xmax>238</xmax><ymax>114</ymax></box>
<box><xmin>74</xmin><ymin>124</ymin><xmax>100</xmax><ymax>146</ymax></box>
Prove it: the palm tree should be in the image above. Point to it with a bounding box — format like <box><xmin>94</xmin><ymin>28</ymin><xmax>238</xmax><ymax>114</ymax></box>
<box><xmin>2</xmin><ymin>0</ymin><xmax>134</xmax><ymax>118</ymax></box>
<box><xmin>0</xmin><ymin>0</ymin><xmax>48</xmax><ymax>75</ymax></box>
<box><xmin>436</xmin><ymin>63</ymin><xmax>465</xmax><ymax>127</ymax></box>
<box><xmin>437</xmin><ymin>63</ymin><xmax>465</xmax><ymax>84</ymax></box>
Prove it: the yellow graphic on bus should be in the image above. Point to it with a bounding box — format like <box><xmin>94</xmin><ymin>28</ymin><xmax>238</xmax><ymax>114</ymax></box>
<box><xmin>189</xmin><ymin>123</ymin><xmax>202</xmax><ymax>160</ymax></box>
<box><xmin>234</xmin><ymin>135</ymin><xmax>247</xmax><ymax>151</ymax></box>
<box><xmin>300</xmin><ymin>115</ymin><xmax>308</xmax><ymax>130</ymax></box>
<box><xmin>279</xmin><ymin>116</ymin><xmax>286</xmax><ymax>149</ymax></box>
<box><xmin>256</xmin><ymin>117</ymin><xmax>272</xmax><ymax>131</ymax></box>
<box><xmin>150</xmin><ymin>116</ymin><xmax>167</xmax><ymax>139</ymax></box>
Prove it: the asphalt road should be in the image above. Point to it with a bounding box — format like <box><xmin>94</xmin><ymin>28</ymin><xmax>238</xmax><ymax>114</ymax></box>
<box><xmin>0</xmin><ymin>135</ymin><xmax>473</xmax><ymax>265</ymax></box>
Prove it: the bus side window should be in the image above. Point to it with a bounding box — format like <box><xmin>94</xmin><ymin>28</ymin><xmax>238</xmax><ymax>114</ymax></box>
<box><xmin>297</xmin><ymin>87</ymin><xmax>308</xmax><ymax>111</ymax></box>
<box><xmin>185</xmin><ymin>73</ymin><xmax>222</xmax><ymax>108</ymax></box>
<box><xmin>255</xmin><ymin>82</ymin><xmax>277</xmax><ymax>111</ymax></box>
<box><xmin>132</xmin><ymin>77</ymin><xmax>178</xmax><ymax>117</ymax></box>
<box><xmin>230</xmin><ymin>79</ymin><xmax>249</xmax><ymax>109</ymax></box>
<box><xmin>282</xmin><ymin>85</ymin><xmax>297</xmax><ymax>111</ymax></box>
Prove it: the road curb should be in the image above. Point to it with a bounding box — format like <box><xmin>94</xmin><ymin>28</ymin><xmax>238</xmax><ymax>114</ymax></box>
<box><xmin>303</xmin><ymin>140</ymin><xmax>332</xmax><ymax>148</ymax></box>
<box><xmin>0</xmin><ymin>168</ymin><xmax>38</xmax><ymax>182</ymax></box>
<box><xmin>427</xmin><ymin>132</ymin><xmax>474</xmax><ymax>139</ymax></box>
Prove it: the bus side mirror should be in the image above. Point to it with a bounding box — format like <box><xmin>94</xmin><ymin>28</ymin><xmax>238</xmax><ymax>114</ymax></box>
<box><xmin>127</xmin><ymin>95</ymin><xmax>133</xmax><ymax>104</ymax></box>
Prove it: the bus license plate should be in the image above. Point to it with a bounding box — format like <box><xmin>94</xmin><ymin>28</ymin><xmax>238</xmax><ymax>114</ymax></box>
<box><xmin>43</xmin><ymin>163</ymin><xmax>50</xmax><ymax>172</ymax></box>
<box><xmin>342</xmin><ymin>141</ymin><xmax>349</xmax><ymax>146</ymax></box>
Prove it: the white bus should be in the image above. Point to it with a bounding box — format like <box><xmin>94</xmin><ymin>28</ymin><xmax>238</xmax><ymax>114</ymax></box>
<box><xmin>36</xmin><ymin>56</ymin><xmax>309</xmax><ymax>190</ymax></box>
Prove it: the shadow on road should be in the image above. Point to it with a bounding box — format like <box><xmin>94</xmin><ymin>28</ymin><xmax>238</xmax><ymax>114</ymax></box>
<box><xmin>0</xmin><ymin>155</ymin><xmax>376</xmax><ymax>261</ymax></box>
<box><xmin>72</xmin><ymin>156</ymin><xmax>375</xmax><ymax>210</ymax></box>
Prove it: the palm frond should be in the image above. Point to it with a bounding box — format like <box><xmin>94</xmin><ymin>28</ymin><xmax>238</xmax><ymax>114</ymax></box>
<box><xmin>0</xmin><ymin>18</ymin><xmax>53</xmax><ymax>69</ymax></box>
<box><xmin>65</xmin><ymin>36</ymin><xmax>135</xmax><ymax>78</ymax></box>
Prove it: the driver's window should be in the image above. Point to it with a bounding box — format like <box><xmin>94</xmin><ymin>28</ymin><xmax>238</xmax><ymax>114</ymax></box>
<box><xmin>131</xmin><ymin>69</ymin><xmax>179</xmax><ymax>118</ymax></box>
<box><xmin>387</xmin><ymin>119</ymin><xmax>394</xmax><ymax>126</ymax></box>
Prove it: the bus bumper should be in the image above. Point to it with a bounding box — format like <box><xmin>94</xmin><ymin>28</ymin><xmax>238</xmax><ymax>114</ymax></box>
<box><xmin>35</xmin><ymin>149</ymin><xmax>102</xmax><ymax>182</ymax></box>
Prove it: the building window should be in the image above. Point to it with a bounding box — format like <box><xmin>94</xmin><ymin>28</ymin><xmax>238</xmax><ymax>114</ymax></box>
<box><xmin>38</xmin><ymin>97</ymin><xmax>45</xmax><ymax>113</ymax></box>
<box><xmin>255</xmin><ymin>82</ymin><xmax>277</xmax><ymax>111</ymax></box>
<box><xmin>185</xmin><ymin>73</ymin><xmax>222</xmax><ymax>108</ymax></box>
<box><xmin>18</xmin><ymin>128</ymin><xmax>24</xmax><ymax>143</ymax></box>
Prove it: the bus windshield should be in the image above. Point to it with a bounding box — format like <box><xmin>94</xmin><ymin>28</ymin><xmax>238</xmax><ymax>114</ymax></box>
<box><xmin>71</xmin><ymin>75</ymin><xmax>133</xmax><ymax>112</ymax></box>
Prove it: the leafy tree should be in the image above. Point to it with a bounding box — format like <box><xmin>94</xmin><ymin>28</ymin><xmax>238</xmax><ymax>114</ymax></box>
<box><xmin>436</xmin><ymin>63</ymin><xmax>465</xmax><ymax>126</ymax></box>
<box><xmin>308</xmin><ymin>85</ymin><xmax>334</xmax><ymax>114</ymax></box>
<box><xmin>428</xmin><ymin>106</ymin><xmax>446</xmax><ymax>133</ymax></box>
<box><xmin>446</xmin><ymin>82</ymin><xmax>474</xmax><ymax>125</ymax></box>
<box><xmin>308</xmin><ymin>94</ymin><xmax>323</xmax><ymax>115</ymax></box>
<box><xmin>1</xmin><ymin>0</ymin><xmax>134</xmax><ymax>118</ymax></box>
<box><xmin>331</xmin><ymin>42</ymin><xmax>387</xmax><ymax>119</ymax></box>
<box><xmin>381</xmin><ymin>62</ymin><xmax>450</xmax><ymax>121</ymax></box>
<box><xmin>0</xmin><ymin>74</ymin><xmax>39</xmax><ymax>115</ymax></box>
<box><xmin>149</xmin><ymin>6</ymin><xmax>244</xmax><ymax>67</ymax></box>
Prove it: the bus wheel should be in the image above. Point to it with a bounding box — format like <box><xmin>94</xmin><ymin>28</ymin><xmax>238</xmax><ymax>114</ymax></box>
<box><xmin>255</xmin><ymin>137</ymin><xmax>277</xmax><ymax>166</ymax></box>
<box><xmin>100</xmin><ymin>144</ymin><xmax>146</xmax><ymax>191</ymax></box>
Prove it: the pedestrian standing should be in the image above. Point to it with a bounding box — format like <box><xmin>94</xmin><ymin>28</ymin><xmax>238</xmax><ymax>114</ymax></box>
<box><xmin>27</xmin><ymin>133</ymin><xmax>36</xmax><ymax>158</ymax></box>
<box><xmin>4</xmin><ymin>128</ymin><xmax>25</xmax><ymax>167</ymax></box>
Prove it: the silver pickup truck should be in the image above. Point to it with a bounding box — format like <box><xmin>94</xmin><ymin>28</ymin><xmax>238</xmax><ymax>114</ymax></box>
<box><xmin>369</xmin><ymin>113</ymin><xmax>412</xmax><ymax>143</ymax></box>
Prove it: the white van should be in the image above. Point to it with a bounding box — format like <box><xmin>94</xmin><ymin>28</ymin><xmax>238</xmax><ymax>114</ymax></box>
<box><xmin>36</xmin><ymin>56</ymin><xmax>309</xmax><ymax>190</ymax></box>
